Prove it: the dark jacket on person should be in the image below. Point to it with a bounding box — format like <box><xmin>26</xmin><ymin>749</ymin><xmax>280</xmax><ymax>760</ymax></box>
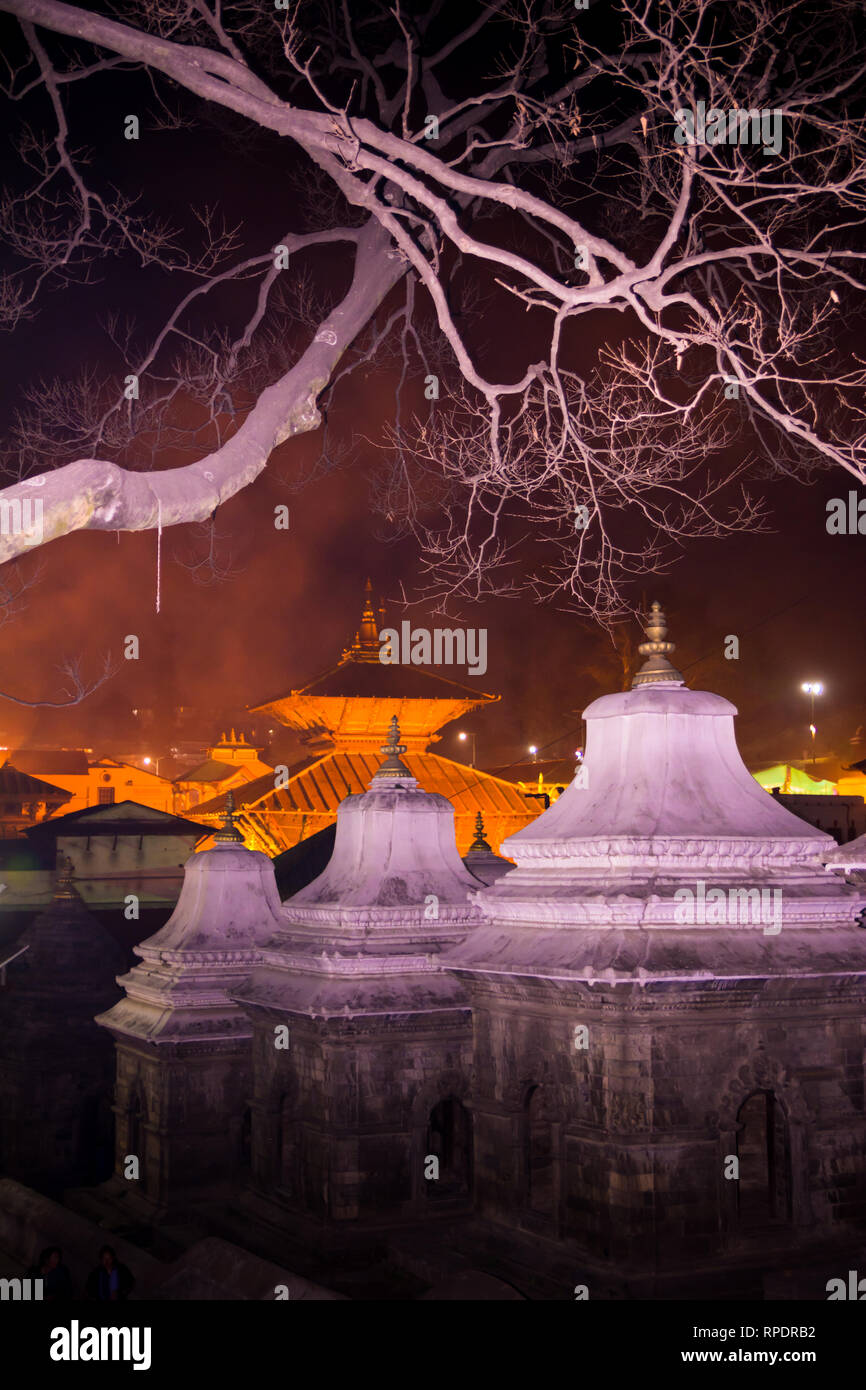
<box><xmin>85</xmin><ymin>1261</ymin><xmax>135</xmax><ymax>1301</ymax></box>
<box><xmin>28</xmin><ymin>1262</ymin><xmax>73</xmax><ymax>1300</ymax></box>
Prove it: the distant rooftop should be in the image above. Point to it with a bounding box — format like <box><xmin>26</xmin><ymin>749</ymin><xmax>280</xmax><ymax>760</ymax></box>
<box><xmin>7</xmin><ymin>748</ymin><xmax>90</xmax><ymax>776</ymax></box>
<box><xmin>0</xmin><ymin>763</ymin><xmax>72</xmax><ymax>802</ymax></box>
<box><xmin>25</xmin><ymin>799</ymin><xmax>211</xmax><ymax>841</ymax></box>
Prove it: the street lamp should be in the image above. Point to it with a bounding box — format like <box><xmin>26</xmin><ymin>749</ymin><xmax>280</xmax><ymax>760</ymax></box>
<box><xmin>458</xmin><ymin>730</ymin><xmax>477</xmax><ymax>768</ymax></box>
<box><xmin>801</xmin><ymin>682</ymin><xmax>824</xmax><ymax>767</ymax></box>
<box><xmin>529</xmin><ymin>744</ymin><xmax>538</xmax><ymax>764</ymax></box>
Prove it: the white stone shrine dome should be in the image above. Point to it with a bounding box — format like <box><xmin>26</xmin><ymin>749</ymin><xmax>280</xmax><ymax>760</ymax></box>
<box><xmin>141</xmin><ymin>797</ymin><xmax>284</xmax><ymax>954</ymax></box>
<box><xmin>97</xmin><ymin>795</ymin><xmax>280</xmax><ymax>1045</ymax></box>
<box><xmin>288</xmin><ymin>716</ymin><xmax>481</xmax><ymax>915</ymax></box>
<box><xmin>444</xmin><ymin>603</ymin><xmax>866</xmax><ymax>981</ymax></box>
<box><xmin>502</xmin><ymin>603</ymin><xmax>827</xmax><ymax>876</ymax></box>
<box><xmin>234</xmin><ymin>719</ymin><xmax>479</xmax><ymax>1020</ymax></box>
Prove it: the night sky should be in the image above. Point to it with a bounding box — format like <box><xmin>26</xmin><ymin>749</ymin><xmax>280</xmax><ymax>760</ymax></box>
<box><xmin>0</xmin><ymin>7</ymin><xmax>863</xmax><ymax>776</ymax></box>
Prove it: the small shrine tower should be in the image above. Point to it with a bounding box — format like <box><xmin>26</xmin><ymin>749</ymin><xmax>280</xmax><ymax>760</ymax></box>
<box><xmin>96</xmin><ymin>795</ymin><xmax>284</xmax><ymax>1217</ymax></box>
<box><xmin>446</xmin><ymin>603</ymin><xmax>866</xmax><ymax>1292</ymax></box>
<box><xmin>233</xmin><ymin>718</ymin><xmax>481</xmax><ymax>1227</ymax></box>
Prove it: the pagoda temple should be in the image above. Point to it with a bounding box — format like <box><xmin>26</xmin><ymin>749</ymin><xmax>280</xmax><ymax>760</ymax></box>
<box><xmin>194</xmin><ymin>582</ymin><xmax>537</xmax><ymax>859</ymax></box>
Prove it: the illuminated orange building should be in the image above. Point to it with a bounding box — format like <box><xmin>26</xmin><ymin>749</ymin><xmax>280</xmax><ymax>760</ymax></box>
<box><xmin>194</xmin><ymin>583</ymin><xmax>539</xmax><ymax>856</ymax></box>
<box><xmin>173</xmin><ymin>731</ymin><xmax>273</xmax><ymax>813</ymax></box>
<box><xmin>9</xmin><ymin>750</ymin><xmax>176</xmax><ymax>815</ymax></box>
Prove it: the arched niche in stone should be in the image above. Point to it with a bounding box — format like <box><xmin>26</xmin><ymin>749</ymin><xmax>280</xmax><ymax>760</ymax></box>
<box><xmin>522</xmin><ymin>1082</ymin><xmax>559</xmax><ymax>1226</ymax></box>
<box><xmin>410</xmin><ymin>1073</ymin><xmax>473</xmax><ymax>1213</ymax></box>
<box><xmin>425</xmin><ymin>1096</ymin><xmax>473</xmax><ymax>1201</ymax></box>
<box><xmin>735</xmin><ymin>1089</ymin><xmax>792</xmax><ymax>1228</ymax></box>
<box><xmin>712</xmin><ymin>1055</ymin><xmax>812</xmax><ymax>1240</ymax></box>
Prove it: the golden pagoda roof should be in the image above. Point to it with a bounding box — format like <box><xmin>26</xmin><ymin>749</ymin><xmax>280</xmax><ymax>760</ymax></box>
<box><xmin>250</xmin><ymin>579</ymin><xmax>497</xmax><ymax>752</ymax></box>
<box><xmin>191</xmin><ymin>750</ymin><xmax>537</xmax><ymax>858</ymax></box>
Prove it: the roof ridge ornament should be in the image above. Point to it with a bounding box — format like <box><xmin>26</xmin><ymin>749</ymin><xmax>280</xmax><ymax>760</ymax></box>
<box><xmin>631</xmin><ymin>601</ymin><xmax>684</xmax><ymax>688</ymax></box>
<box><xmin>214</xmin><ymin>788</ymin><xmax>244</xmax><ymax>843</ymax></box>
<box><xmin>372</xmin><ymin>716</ymin><xmax>413</xmax><ymax>781</ymax></box>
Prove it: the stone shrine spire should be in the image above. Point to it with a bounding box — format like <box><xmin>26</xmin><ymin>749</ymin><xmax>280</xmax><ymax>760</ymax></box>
<box><xmin>462</xmin><ymin>810</ymin><xmax>514</xmax><ymax>886</ymax></box>
<box><xmin>631</xmin><ymin>600</ymin><xmax>684</xmax><ymax>687</ymax></box>
<box><xmin>214</xmin><ymin>788</ymin><xmax>244</xmax><ymax>843</ymax></box>
<box><xmin>468</xmin><ymin>812</ymin><xmax>492</xmax><ymax>853</ymax></box>
<box><xmin>371</xmin><ymin>715</ymin><xmax>414</xmax><ymax>783</ymax></box>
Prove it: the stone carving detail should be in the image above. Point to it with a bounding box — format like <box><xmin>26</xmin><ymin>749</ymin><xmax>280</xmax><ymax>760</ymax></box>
<box><xmin>709</xmin><ymin>1053</ymin><xmax>810</xmax><ymax>1130</ymax></box>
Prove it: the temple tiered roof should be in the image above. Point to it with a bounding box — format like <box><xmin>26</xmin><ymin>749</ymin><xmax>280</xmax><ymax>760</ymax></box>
<box><xmin>249</xmin><ymin>579</ymin><xmax>497</xmax><ymax>754</ymax></box>
<box><xmin>194</xmin><ymin>582</ymin><xmax>538</xmax><ymax>859</ymax></box>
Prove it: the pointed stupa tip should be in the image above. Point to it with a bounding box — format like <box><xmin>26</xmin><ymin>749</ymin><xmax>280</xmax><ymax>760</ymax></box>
<box><xmin>631</xmin><ymin>600</ymin><xmax>684</xmax><ymax>688</ymax></box>
<box><xmin>214</xmin><ymin>788</ymin><xmax>244</xmax><ymax>843</ymax></box>
<box><xmin>341</xmin><ymin>576</ymin><xmax>378</xmax><ymax>660</ymax></box>
<box><xmin>54</xmin><ymin>852</ymin><xmax>78</xmax><ymax>900</ymax></box>
<box><xmin>372</xmin><ymin>715</ymin><xmax>413</xmax><ymax>781</ymax></box>
<box><xmin>468</xmin><ymin>811</ymin><xmax>492</xmax><ymax>853</ymax></box>
<box><xmin>360</xmin><ymin>577</ymin><xmax>376</xmax><ymax>622</ymax></box>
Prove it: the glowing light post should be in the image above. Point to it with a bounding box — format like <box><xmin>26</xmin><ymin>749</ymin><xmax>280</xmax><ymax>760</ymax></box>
<box><xmin>529</xmin><ymin>744</ymin><xmax>538</xmax><ymax>764</ymax></box>
<box><xmin>458</xmin><ymin>730</ymin><xmax>477</xmax><ymax>768</ymax></box>
<box><xmin>143</xmin><ymin>756</ymin><xmax>161</xmax><ymax>777</ymax></box>
<box><xmin>801</xmin><ymin>682</ymin><xmax>824</xmax><ymax>768</ymax></box>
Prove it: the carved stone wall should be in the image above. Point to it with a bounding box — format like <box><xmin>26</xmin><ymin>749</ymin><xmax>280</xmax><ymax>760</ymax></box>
<box><xmin>246</xmin><ymin>1011</ymin><xmax>473</xmax><ymax>1225</ymax></box>
<box><xmin>465</xmin><ymin>978</ymin><xmax>866</xmax><ymax>1273</ymax></box>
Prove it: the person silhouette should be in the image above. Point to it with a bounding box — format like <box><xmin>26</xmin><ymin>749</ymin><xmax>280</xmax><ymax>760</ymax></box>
<box><xmin>85</xmin><ymin>1245</ymin><xmax>134</xmax><ymax>1301</ymax></box>
<box><xmin>30</xmin><ymin>1246</ymin><xmax>72</xmax><ymax>1301</ymax></box>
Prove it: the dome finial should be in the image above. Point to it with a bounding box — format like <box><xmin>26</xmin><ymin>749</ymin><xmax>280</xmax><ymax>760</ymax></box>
<box><xmin>468</xmin><ymin>811</ymin><xmax>492</xmax><ymax>852</ymax></box>
<box><xmin>631</xmin><ymin>600</ymin><xmax>684</xmax><ymax>687</ymax></box>
<box><xmin>372</xmin><ymin>716</ymin><xmax>413</xmax><ymax>781</ymax></box>
<box><xmin>214</xmin><ymin>788</ymin><xmax>244</xmax><ymax>843</ymax></box>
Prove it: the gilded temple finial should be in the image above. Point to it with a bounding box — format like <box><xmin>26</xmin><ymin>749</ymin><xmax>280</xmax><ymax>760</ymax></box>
<box><xmin>342</xmin><ymin>577</ymin><xmax>383</xmax><ymax>662</ymax></box>
<box><xmin>631</xmin><ymin>601</ymin><xmax>684</xmax><ymax>688</ymax></box>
